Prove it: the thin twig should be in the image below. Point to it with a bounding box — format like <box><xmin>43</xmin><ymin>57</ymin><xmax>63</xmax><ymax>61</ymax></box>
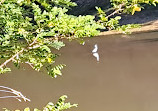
<box><xmin>0</xmin><ymin>96</ymin><xmax>19</xmax><ymax>99</ymax></box>
<box><xmin>25</xmin><ymin>62</ymin><xmax>34</xmax><ymax>69</ymax></box>
<box><xmin>29</xmin><ymin>36</ymin><xmax>39</xmax><ymax>46</ymax></box>
<box><xmin>106</xmin><ymin>4</ymin><xmax>125</xmax><ymax>19</ymax></box>
<box><xmin>0</xmin><ymin>86</ymin><xmax>13</xmax><ymax>90</ymax></box>
<box><xmin>0</xmin><ymin>90</ymin><xmax>15</xmax><ymax>94</ymax></box>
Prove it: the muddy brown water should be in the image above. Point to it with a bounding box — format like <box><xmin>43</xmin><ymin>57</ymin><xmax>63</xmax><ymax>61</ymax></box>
<box><xmin>1</xmin><ymin>32</ymin><xmax>158</xmax><ymax>111</ymax></box>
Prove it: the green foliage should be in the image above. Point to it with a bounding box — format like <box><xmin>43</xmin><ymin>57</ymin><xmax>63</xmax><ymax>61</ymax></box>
<box><xmin>47</xmin><ymin>64</ymin><xmax>66</xmax><ymax>78</ymax></box>
<box><xmin>96</xmin><ymin>7</ymin><xmax>107</xmax><ymax>22</ymax></box>
<box><xmin>0</xmin><ymin>68</ymin><xmax>11</xmax><ymax>74</ymax></box>
<box><xmin>111</xmin><ymin>0</ymin><xmax>158</xmax><ymax>15</ymax></box>
<box><xmin>96</xmin><ymin>7</ymin><xmax>122</xmax><ymax>30</ymax></box>
<box><xmin>96</xmin><ymin>0</ymin><xmax>157</xmax><ymax>32</ymax></box>
<box><xmin>96</xmin><ymin>7</ymin><xmax>140</xmax><ymax>31</ymax></box>
<box><xmin>51</xmin><ymin>0</ymin><xmax>77</xmax><ymax>8</ymax></box>
<box><xmin>0</xmin><ymin>0</ymin><xmax>102</xmax><ymax>76</ymax></box>
<box><xmin>116</xmin><ymin>24</ymin><xmax>141</xmax><ymax>34</ymax></box>
<box><xmin>43</xmin><ymin>95</ymin><xmax>77</xmax><ymax>111</ymax></box>
<box><xmin>104</xmin><ymin>16</ymin><xmax>121</xmax><ymax>30</ymax></box>
<box><xmin>3</xmin><ymin>95</ymin><xmax>78</xmax><ymax>111</ymax></box>
<box><xmin>35</xmin><ymin>0</ymin><xmax>77</xmax><ymax>9</ymax></box>
<box><xmin>48</xmin><ymin>40</ymin><xmax>65</xmax><ymax>50</ymax></box>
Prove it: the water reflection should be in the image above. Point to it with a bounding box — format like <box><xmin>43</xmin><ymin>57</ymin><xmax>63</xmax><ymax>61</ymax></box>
<box><xmin>0</xmin><ymin>32</ymin><xmax>158</xmax><ymax>111</ymax></box>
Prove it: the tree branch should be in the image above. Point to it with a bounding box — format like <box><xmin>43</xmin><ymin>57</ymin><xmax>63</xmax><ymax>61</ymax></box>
<box><xmin>0</xmin><ymin>49</ymin><xmax>24</xmax><ymax>69</ymax></box>
<box><xmin>106</xmin><ymin>3</ymin><xmax>125</xmax><ymax>19</ymax></box>
<box><xmin>0</xmin><ymin>86</ymin><xmax>30</xmax><ymax>102</ymax></box>
<box><xmin>0</xmin><ymin>36</ymin><xmax>39</xmax><ymax>69</ymax></box>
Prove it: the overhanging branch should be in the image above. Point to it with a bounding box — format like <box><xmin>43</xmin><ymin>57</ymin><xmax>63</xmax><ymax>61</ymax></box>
<box><xmin>0</xmin><ymin>49</ymin><xmax>24</xmax><ymax>69</ymax></box>
<box><xmin>106</xmin><ymin>3</ymin><xmax>125</xmax><ymax>19</ymax></box>
<box><xmin>0</xmin><ymin>86</ymin><xmax>30</xmax><ymax>102</ymax></box>
<box><xmin>0</xmin><ymin>36</ymin><xmax>39</xmax><ymax>70</ymax></box>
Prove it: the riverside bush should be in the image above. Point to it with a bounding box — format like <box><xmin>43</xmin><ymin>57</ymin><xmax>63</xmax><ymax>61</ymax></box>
<box><xmin>0</xmin><ymin>0</ymin><xmax>103</xmax><ymax>76</ymax></box>
<box><xmin>96</xmin><ymin>0</ymin><xmax>158</xmax><ymax>32</ymax></box>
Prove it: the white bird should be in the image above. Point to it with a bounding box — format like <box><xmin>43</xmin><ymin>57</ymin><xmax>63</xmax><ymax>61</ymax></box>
<box><xmin>92</xmin><ymin>44</ymin><xmax>99</xmax><ymax>62</ymax></box>
<box><xmin>92</xmin><ymin>44</ymin><xmax>98</xmax><ymax>53</ymax></box>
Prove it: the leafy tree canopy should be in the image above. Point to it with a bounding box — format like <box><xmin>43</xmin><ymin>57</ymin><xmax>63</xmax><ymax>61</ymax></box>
<box><xmin>0</xmin><ymin>0</ymin><xmax>103</xmax><ymax>77</ymax></box>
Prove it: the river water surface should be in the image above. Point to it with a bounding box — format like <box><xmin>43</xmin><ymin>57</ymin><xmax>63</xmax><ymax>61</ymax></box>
<box><xmin>1</xmin><ymin>32</ymin><xmax>158</xmax><ymax>111</ymax></box>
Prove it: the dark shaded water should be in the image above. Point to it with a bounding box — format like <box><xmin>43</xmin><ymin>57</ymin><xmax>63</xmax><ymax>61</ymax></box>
<box><xmin>1</xmin><ymin>32</ymin><xmax>158</xmax><ymax>111</ymax></box>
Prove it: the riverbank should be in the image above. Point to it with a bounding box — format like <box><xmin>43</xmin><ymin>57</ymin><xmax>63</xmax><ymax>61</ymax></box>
<box><xmin>99</xmin><ymin>7</ymin><xmax>158</xmax><ymax>36</ymax></box>
<box><xmin>100</xmin><ymin>20</ymin><xmax>158</xmax><ymax>36</ymax></box>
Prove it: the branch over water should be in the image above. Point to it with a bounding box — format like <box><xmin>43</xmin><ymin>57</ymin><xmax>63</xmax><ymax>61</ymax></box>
<box><xmin>0</xmin><ymin>86</ymin><xmax>30</xmax><ymax>102</ymax></box>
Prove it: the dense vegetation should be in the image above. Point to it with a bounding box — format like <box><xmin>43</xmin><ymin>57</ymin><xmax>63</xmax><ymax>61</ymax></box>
<box><xmin>96</xmin><ymin>0</ymin><xmax>158</xmax><ymax>33</ymax></box>
<box><xmin>0</xmin><ymin>0</ymin><xmax>157</xmax><ymax>110</ymax></box>
<box><xmin>0</xmin><ymin>0</ymin><xmax>103</xmax><ymax>76</ymax></box>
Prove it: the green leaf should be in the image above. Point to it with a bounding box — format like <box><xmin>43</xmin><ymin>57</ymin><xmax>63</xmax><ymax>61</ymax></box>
<box><xmin>47</xmin><ymin>64</ymin><xmax>66</xmax><ymax>78</ymax></box>
<box><xmin>40</xmin><ymin>45</ymin><xmax>51</xmax><ymax>53</ymax></box>
<box><xmin>24</xmin><ymin>108</ymin><xmax>30</xmax><ymax>111</ymax></box>
<box><xmin>49</xmin><ymin>41</ymin><xmax>65</xmax><ymax>50</ymax></box>
<box><xmin>4</xmin><ymin>95</ymin><xmax>77</xmax><ymax>111</ymax></box>
<box><xmin>0</xmin><ymin>68</ymin><xmax>11</xmax><ymax>74</ymax></box>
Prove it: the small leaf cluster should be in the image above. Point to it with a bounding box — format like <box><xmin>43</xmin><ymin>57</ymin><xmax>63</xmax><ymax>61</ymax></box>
<box><xmin>43</xmin><ymin>95</ymin><xmax>77</xmax><ymax>111</ymax></box>
<box><xmin>116</xmin><ymin>24</ymin><xmax>141</xmax><ymax>34</ymax></box>
<box><xmin>111</xmin><ymin>0</ymin><xmax>158</xmax><ymax>15</ymax></box>
<box><xmin>0</xmin><ymin>68</ymin><xmax>11</xmax><ymax>74</ymax></box>
<box><xmin>47</xmin><ymin>64</ymin><xmax>66</xmax><ymax>78</ymax></box>
<box><xmin>96</xmin><ymin>7</ymin><xmax>122</xmax><ymax>30</ymax></box>
<box><xmin>3</xmin><ymin>95</ymin><xmax>78</xmax><ymax>111</ymax></box>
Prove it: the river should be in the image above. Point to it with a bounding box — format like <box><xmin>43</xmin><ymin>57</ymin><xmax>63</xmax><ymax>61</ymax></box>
<box><xmin>1</xmin><ymin>32</ymin><xmax>158</xmax><ymax>111</ymax></box>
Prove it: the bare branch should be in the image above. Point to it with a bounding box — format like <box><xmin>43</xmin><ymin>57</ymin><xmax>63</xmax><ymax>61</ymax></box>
<box><xmin>29</xmin><ymin>36</ymin><xmax>39</xmax><ymax>46</ymax></box>
<box><xmin>25</xmin><ymin>62</ymin><xmax>34</xmax><ymax>69</ymax></box>
<box><xmin>0</xmin><ymin>96</ymin><xmax>19</xmax><ymax>99</ymax></box>
<box><xmin>0</xmin><ymin>86</ymin><xmax>31</xmax><ymax>102</ymax></box>
<box><xmin>0</xmin><ymin>90</ymin><xmax>15</xmax><ymax>94</ymax></box>
<box><xmin>106</xmin><ymin>4</ymin><xmax>125</xmax><ymax>19</ymax></box>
